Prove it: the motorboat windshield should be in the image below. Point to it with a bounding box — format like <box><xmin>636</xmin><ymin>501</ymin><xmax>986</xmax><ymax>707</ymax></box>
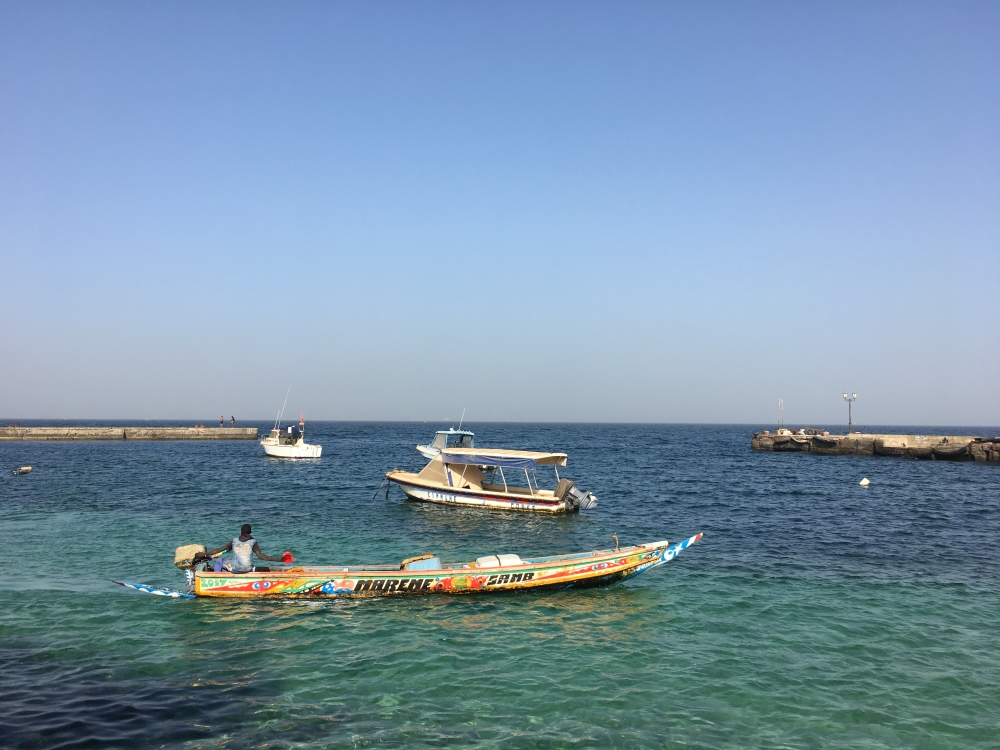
<box><xmin>432</xmin><ymin>430</ymin><xmax>474</xmax><ymax>450</ymax></box>
<box><xmin>417</xmin><ymin>428</ymin><xmax>474</xmax><ymax>460</ymax></box>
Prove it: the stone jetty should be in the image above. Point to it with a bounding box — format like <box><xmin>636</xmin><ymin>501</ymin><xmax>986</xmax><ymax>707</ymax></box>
<box><xmin>752</xmin><ymin>430</ymin><xmax>1000</xmax><ymax>462</ymax></box>
<box><xmin>0</xmin><ymin>426</ymin><xmax>258</xmax><ymax>441</ymax></box>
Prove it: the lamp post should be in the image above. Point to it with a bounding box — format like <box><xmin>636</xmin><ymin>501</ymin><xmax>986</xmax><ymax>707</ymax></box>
<box><xmin>842</xmin><ymin>391</ymin><xmax>857</xmax><ymax>434</ymax></box>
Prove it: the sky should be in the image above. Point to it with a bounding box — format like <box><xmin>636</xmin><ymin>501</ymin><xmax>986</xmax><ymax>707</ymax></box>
<box><xmin>1</xmin><ymin>1</ymin><xmax>997</xmax><ymax>425</ymax></box>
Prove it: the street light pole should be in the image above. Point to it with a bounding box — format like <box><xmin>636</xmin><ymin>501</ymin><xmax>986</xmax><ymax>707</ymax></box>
<box><xmin>842</xmin><ymin>391</ymin><xmax>857</xmax><ymax>434</ymax></box>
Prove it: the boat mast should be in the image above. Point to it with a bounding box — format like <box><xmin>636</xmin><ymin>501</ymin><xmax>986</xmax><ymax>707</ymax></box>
<box><xmin>274</xmin><ymin>386</ymin><xmax>291</xmax><ymax>431</ymax></box>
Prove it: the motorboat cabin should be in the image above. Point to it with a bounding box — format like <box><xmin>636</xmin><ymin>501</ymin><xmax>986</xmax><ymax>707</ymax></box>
<box><xmin>386</xmin><ymin>448</ymin><xmax>597</xmax><ymax>513</ymax></box>
<box><xmin>417</xmin><ymin>429</ymin><xmax>474</xmax><ymax>460</ymax></box>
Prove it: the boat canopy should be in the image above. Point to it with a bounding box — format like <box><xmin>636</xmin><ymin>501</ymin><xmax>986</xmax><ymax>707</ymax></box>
<box><xmin>440</xmin><ymin>448</ymin><xmax>568</xmax><ymax>468</ymax></box>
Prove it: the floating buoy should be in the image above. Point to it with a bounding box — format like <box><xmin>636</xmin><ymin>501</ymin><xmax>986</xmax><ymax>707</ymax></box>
<box><xmin>859</xmin><ymin>477</ymin><xmax>870</xmax><ymax>487</ymax></box>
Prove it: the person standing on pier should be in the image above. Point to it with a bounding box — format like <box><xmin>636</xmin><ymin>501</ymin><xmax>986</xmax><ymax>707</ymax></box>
<box><xmin>220</xmin><ymin>416</ymin><xmax>224</xmax><ymax>428</ymax></box>
<box><xmin>231</xmin><ymin>416</ymin><xmax>235</xmax><ymax>426</ymax></box>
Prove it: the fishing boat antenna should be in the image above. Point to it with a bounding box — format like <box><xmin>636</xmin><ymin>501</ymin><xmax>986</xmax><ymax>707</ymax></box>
<box><xmin>274</xmin><ymin>386</ymin><xmax>291</xmax><ymax>430</ymax></box>
<box><xmin>458</xmin><ymin>408</ymin><xmax>466</xmax><ymax>431</ymax></box>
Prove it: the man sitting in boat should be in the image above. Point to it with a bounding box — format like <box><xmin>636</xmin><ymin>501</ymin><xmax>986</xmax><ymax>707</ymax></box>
<box><xmin>204</xmin><ymin>524</ymin><xmax>287</xmax><ymax>573</ymax></box>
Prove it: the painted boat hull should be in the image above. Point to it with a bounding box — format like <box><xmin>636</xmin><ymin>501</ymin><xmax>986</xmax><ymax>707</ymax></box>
<box><xmin>389</xmin><ymin>476</ymin><xmax>572</xmax><ymax>513</ymax></box>
<box><xmin>190</xmin><ymin>535</ymin><xmax>702</xmax><ymax>598</ymax></box>
<box><xmin>260</xmin><ymin>441</ymin><xmax>322</xmax><ymax>458</ymax></box>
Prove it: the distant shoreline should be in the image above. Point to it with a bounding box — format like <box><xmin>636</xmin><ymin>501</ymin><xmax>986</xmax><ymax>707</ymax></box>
<box><xmin>0</xmin><ymin>426</ymin><xmax>259</xmax><ymax>441</ymax></box>
<box><xmin>2</xmin><ymin>419</ymin><xmax>999</xmax><ymax>431</ymax></box>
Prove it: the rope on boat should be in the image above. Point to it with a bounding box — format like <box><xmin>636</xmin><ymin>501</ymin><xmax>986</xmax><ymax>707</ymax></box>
<box><xmin>372</xmin><ymin>447</ymin><xmax>418</xmax><ymax>501</ymax></box>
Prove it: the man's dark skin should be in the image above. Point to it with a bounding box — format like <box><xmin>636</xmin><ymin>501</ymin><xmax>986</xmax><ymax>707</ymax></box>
<box><xmin>204</xmin><ymin>523</ymin><xmax>285</xmax><ymax>567</ymax></box>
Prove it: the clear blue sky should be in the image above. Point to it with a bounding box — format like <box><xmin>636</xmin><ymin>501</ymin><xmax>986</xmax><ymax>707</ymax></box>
<box><xmin>1</xmin><ymin>1</ymin><xmax>997</xmax><ymax>424</ymax></box>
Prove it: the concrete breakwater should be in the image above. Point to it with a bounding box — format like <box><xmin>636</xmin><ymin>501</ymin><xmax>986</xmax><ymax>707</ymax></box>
<box><xmin>0</xmin><ymin>426</ymin><xmax>258</xmax><ymax>441</ymax></box>
<box><xmin>752</xmin><ymin>430</ymin><xmax>1000</xmax><ymax>462</ymax></box>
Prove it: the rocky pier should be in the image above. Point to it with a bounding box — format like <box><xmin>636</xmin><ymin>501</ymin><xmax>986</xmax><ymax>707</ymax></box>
<box><xmin>0</xmin><ymin>426</ymin><xmax>259</xmax><ymax>441</ymax></box>
<box><xmin>751</xmin><ymin>430</ymin><xmax>1000</xmax><ymax>462</ymax></box>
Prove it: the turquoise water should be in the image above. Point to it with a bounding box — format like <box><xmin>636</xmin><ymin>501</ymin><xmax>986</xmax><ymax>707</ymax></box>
<box><xmin>2</xmin><ymin>422</ymin><xmax>999</xmax><ymax>749</ymax></box>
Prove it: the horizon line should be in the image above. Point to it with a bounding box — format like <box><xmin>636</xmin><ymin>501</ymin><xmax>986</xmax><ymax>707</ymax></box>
<box><xmin>3</xmin><ymin>418</ymin><xmax>999</xmax><ymax>429</ymax></box>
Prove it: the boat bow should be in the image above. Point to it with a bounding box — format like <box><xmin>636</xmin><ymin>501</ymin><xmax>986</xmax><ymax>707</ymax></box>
<box><xmin>656</xmin><ymin>533</ymin><xmax>703</xmax><ymax>564</ymax></box>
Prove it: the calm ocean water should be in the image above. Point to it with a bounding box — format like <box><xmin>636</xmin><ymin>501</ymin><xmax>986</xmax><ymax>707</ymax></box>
<box><xmin>1</xmin><ymin>422</ymin><xmax>999</xmax><ymax>749</ymax></box>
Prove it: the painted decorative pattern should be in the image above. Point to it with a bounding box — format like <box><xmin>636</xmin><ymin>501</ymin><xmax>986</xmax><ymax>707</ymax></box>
<box><xmin>192</xmin><ymin>535</ymin><xmax>703</xmax><ymax>599</ymax></box>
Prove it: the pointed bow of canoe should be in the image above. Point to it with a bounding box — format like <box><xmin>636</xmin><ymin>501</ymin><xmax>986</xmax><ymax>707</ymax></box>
<box><xmin>658</xmin><ymin>533</ymin><xmax>703</xmax><ymax>563</ymax></box>
<box><xmin>112</xmin><ymin>580</ymin><xmax>195</xmax><ymax>598</ymax></box>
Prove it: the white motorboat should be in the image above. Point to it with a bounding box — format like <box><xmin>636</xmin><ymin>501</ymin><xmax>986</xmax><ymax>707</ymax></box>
<box><xmin>261</xmin><ymin>415</ymin><xmax>321</xmax><ymax>459</ymax></box>
<box><xmin>386</xmin><ymin>447</ymin><xmax>598</xmax><ymax>513</ymax></box>
<box><xmin>416</xmin><ymin>428</ymin><xmax>475</xmax><ymax>460</ymax></box>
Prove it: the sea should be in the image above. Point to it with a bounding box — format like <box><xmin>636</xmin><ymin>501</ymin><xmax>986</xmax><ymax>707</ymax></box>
<box><xmin>1</xmin><ymin>421</ymin><xmax>999</xmax><ymax>749</ymax></box>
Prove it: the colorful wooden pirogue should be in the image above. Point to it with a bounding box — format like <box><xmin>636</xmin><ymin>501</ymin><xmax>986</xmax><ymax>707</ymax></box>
<box><xmin>113</xmin><ymin>534</ymin><xmax>703</xmax><ymax>599</ymax></box>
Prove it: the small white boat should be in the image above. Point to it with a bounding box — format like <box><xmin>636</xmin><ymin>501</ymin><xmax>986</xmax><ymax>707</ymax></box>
<box><xmin>12</xmin><ymin>465</ymin><xmax>32</xmax><ymax>475</ymax></box>
<box><xmin>261</xmin><ymin>415</ymin><xmax>321</xmax><ymax>459</ymax></box>
<box><xmin>416</xmin><ymin>428</ymin><xmax>475</xmax><ymax>460</ymax></box>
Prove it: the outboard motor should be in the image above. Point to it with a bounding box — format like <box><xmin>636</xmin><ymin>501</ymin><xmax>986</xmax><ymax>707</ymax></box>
<box><xmin>554</xmin><ymin>479</ymin><xmax>598</xmax><ymax>510</ymax></box>
<box><xmin>567</xmin><ymin>484</ymin><xmax>598</xmax><ymax>510</ymax></box>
